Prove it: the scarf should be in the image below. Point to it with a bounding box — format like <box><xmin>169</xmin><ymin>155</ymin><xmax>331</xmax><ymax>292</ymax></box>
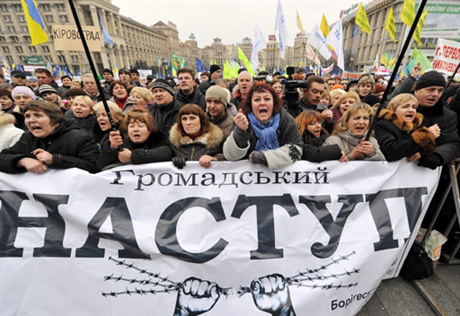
<box><xmin>248</xmin><ymin>112</ymin><xmax>280</xmax><ymax>151</ymax></box>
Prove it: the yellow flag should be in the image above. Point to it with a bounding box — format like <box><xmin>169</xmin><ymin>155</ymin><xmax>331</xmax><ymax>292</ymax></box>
<box><xmin>237</xmin><ymin>46</ymin><xmax>255</xmax><ymax>77</ymax></box>
<box><xmin>320</xmin><ymin>14</ymin><xmax>330</xmax><ymax>37</ymax></box>
<box><xmin>400</xmin><ymin>0</ymin><xmax>415</xmax><ymax>27</ymax></box>
<box><xmin>414</xmin><ymin>9</ymin><xmax>428</xmax><ymax>46</ymax></box>
<box><xmin>356</xmin><ymin>3</ymin><xmax>371</xmax><ymax>34</ymax></box>
<box><xmin>296</xmin><ymin>10</ymin><xmax>305</xmax><ymax>34</ymax></box>
<box><xmin>384</xmin><ymin>7</ymin><xmax>397</xmax><ymax>42</ymax></box>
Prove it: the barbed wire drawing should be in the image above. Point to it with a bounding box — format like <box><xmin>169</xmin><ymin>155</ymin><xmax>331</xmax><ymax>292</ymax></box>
<box><xmin>102</xmin><ymin>251</ymin><xmax>359</xmax><ymax>315</ymax></box>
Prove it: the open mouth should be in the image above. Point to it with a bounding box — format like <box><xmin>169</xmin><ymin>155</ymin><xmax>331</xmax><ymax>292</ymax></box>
<box><xmin>355</xmin><ymin>126</ymin><xmax>365</xmax><ymax>133</ymax></box>
<box><xmin>405</xmin><ymin>113</ymin><xmax>414</xmax><ymax>119</ymax></box>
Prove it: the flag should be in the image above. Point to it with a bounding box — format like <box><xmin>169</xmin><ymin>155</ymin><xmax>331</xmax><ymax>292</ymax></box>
<box><xmin>305</xmin><ymin>43</ymin><xmax>321</xmax><ymax>66</ymax></box>
<box><xmin>307</xmin><ymin>24</ymin><xmax>332</xmax><ymax>60</ymax></box>
<box><xmin>98</xmin><ymin>10</ymin><xmax>114</xmax><ymax>46</ymax></box>
<box><xmin>223</xmin><ymin>61</ymin><xmax>233</xmax><ymax>80</ymax></box>
<box><xmin>21</xmin><ymin>0</ymin><xmax>48</xmax><ymax>45</ymax></box>
<box><xmin>325</xmin><ymin>19</ymin><xmax>345</xmax><ymax>70</ymax></box>
<box><xmin>400</xmin><ymin>0</ymin><xmax>415</xmax><ymax>27</ymax></box>
<box><xmin>384</xmin><ymin>7</ymin><xmax>397</xmax><ymax>42</ymax></box>
<box><xmin>320</xmin><ymin>14</ymin><xmax>330</xmax><ymax>37</ymax></box>
<box><xmin>296</xmin><ymin>10</ymin><xmax>305</xmax><ymax>34</ymax></box>
<box><xmin>414</xmin><ymin>10</ymin><xmax>428</xmax><ymax>46</ymax></box>
<box><xmin>46</xmin><ymin>61</ymin><xmax>52</xmax><ymax>71</ymax></box>
<box><xmin>180</xmin><ymin>57</ymin><xmax>186</xmax><ymax>68</ymax></box>
<box><xmin>171</xmin><ymin>53</ymin><xmax>179</xmax><ymax>77</ymax></box>
<box><xmin>251</xmin><ymin>25</ymin><xmax>266</xmax><ymax>70</ymax></box>
<box><xmin>380</xmin><ymin>52</ymin><xmax>396</xmax><ymax>70</ymax></box>
<box><xmin>412</xmin><ymin>47</ymin><xmax>431</xmax><ymax>73</ymax></box>
<box><xmin>275</xmin><ymin>0</ymin><xmax>288</xmax><ymax>59</ymax></box>
<box><xmin>52</xmin><ymin>65</ymin><xmax>59</xmax><ymax>77</ymax></box>
<box><xmin>237</xmin><ymin>46</ymin><xmax>255</xmax><ymax>76</ymax></box>
<box><xmin>299</xmin><ymin>59</ymin><xmax>305</xmax><ymax>67</ymax></box>
<box><xmin>355</xmin><ymin>2</ymin><xmax>371</xmax><ymax>34</ymax></box>
<box><xmin>195</xmin><ymin>58</ymin><xmax>203</xmax><ymax>72</ymax></box>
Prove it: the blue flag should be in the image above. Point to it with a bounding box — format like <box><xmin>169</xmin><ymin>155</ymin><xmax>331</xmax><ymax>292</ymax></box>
<box><xmin>195</xmin><ymin>58</ymin><xmax>203</xmax><ymax>72</ymax></box>
<box><xmin>98</xmin><ymin>10</ymin><xmax>114</xmax><ymax>46</ymax></box>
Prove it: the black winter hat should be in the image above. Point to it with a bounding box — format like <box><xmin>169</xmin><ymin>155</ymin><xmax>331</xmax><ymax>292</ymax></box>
<box><xmin>130</xmin><ymin>68</ymin><xmax>139</xmax><ymax>75</ymax></box>
<box><xmin>119</xmin><ymin>68</ymin><xmax>130</xmax><ymax>76</ymax></box>
<box><xmin>415</xmin><ymin>71</ymin><xmax>446</xmax><ymax>91</ymax></box>
<box><xmin>210</xmin><ymin>65</ymin><xmax>221</xmax><ymax>75</ymax></box>
<box><xmin>151</xmin><ymin>79</ymin><xmax>175</xmax><ymax>96</ymax></box>
<box><xmin>103</xmin><ymin>68</ymin><xmax>113</xmax><ymax>76</ymax></box>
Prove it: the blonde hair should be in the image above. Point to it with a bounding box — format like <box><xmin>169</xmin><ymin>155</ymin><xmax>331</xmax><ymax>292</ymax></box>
<box><xmin>130</xmin><ymin>87</ymin><xmax>153</xmax><ymax>104</ymax></box>
<box><xmin>332</xmin><ymin>102</ymin><xmax>373</xmax><ymax>135</ymax></box>
<box><xmin>332</xmin><ymin>91</ymin><xmax>360</xmax><ymax>109</ymax></box>
<box><xmin>330</xmin><ymin>89</ymin><xmax>346</xmax><ymax>102</ymax></box>
<box><xmin>93</xmin><ymin>101</ymin><xmax>123</xmax><ymax>121</ymax></box>
<box><xmin>73</xmin><ymin>95</ymin><xmax>94</xmax><ymax>109</ymax></box>
<box><xmin>357</xmin><ymin>76</ymin><xmax>375</xmax><ymax>93</ymax></box>
<box><xmin>387</xmin><ymin>93</ymin><xmax>418</xmax><ymax>112</ymax></box>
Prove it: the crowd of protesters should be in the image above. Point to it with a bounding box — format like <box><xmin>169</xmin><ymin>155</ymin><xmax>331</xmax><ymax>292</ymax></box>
<box><xmin>0</xmin><ymin>64</ymin><xmax>459</xmax><ymax>175</ymax></box>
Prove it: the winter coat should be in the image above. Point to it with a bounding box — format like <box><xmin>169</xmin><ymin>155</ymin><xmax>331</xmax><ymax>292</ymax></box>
<box><xmin>84</xmin><ymin>88</ymin><xmax>112</xmax><ymax>103</ymax></box>
<box><xmin>223</xmin><ymin>108</ymin><xmax>303</xmax><ymax>170</ymax></box>
<box><xmin>169</xmin><ymin>123</ymin><xmax>224</xmax><ymax>161</ymax></box>
<box><xmin>0</xmin><ymin>113</ymin><xmax>24</xmax><ymax>152</ymax></box>
<box><xmin>375</xmin><ymin>109</ymin><xmax>436</xmax><ymax>162</ymax></box>
<box><xmin>301</xmin><ymin>129</ymin><xmax>342</xmax><ymax>162</ymax></box>
<box><xmin>108</xmin><ymin>96</ymin><xmax>134</xmax><ymax>112</ymax></box>
<box><xmin>97</xmin><ymin>130</ymin><xmax>172</xmax><ymax>170</ymax></box>
<box><xmin>208</xmin><ymin>111</ymin><xmax>234</xmax><ymax>139</ymax></box>
<box><xmin>323</xmin><ymin>130</ymin><xmax>385</xmax><ymax>161</ymax></box>
<box><xmin>64</xmin><ymin>111</ymin><xmax>98</xmax><ymax>136</ymax></box>
<box><xmin>0</xmin><ymin>119</ymin><xmax>99</xmax><ymax>173</ymax></box>
<box><xmin>148</xmin><ymin>99</ymin><xmax>183</xmax><ymax>138</ymax></box>
<box><xmin>175</xmin><ymin>88</ymin><xmax>206</xmax><ymax>111</ymax></box>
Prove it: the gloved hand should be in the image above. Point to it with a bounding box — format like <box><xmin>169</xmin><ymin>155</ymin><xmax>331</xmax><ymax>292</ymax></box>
<box><xmin>172</xmin><ymin>156</ymin><xmax>186</xmax><ymax>169</ymax></box>
<box><xmin>417</xmin><ymin>153</ymin><xmax>443</xmax><ymax>170</ymax></box>
<box><xmin>250</xmin><ymin>151</ymin><xmax>267</xmax><ymax>165</ymax></box>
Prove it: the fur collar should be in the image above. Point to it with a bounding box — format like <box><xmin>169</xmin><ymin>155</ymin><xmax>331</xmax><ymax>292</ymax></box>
<box><xmin>0</xmin><ymin>113</ymin><xmax>16</xmax><ymax>126</ymax></box>
<box><xmin>379</xmin><ymin>108</ymin><xmax>423</xmax><ymax>132</ymax></box>
<box><xmin>169</xmin><ymin>123</ymin><xmax>223</xmax><ymax>149</ymax></box>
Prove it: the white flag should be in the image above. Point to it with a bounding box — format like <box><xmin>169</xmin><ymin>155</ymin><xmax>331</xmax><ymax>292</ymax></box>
<box><xmin>305</xmin><ymin>43</ymin><xmax>321</xmax><ymax>66</ymax></box>
<box><xmin>251</xmin><ymin>25</ymin><xmax>266</xmax><ymax>70</ymax></box>
<box><xmin>307</xmin><ymin>24</ymin><xmax>332</xmax><ymax>60</ymax></box>
<box><xmin>325</xmin><ymin>19</ymin><xmax>344</xmax><ymax>70</ymax></box>
<box><xmin>275</xmin><ymin>0</ymin><xmax>288</xmax><ymax>59</ymax></box>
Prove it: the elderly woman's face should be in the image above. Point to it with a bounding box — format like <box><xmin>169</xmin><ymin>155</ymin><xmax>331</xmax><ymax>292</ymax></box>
<box><xmin>128</xmin><ymin>119</ymin><xmax>150</xmax><ymax>144</ymax></box>
<box><xmin>132</xmin><ymin>93</ymin><xmax>147</xmax><ymax>107</ymax></box>
<box><xmin>25</xmin><ymin>109</ymin><xmax>58</xmax><ymax>138</ymax></box>
<box><xmin>251</xmin><ymin>90</ymin><xmax>274</xmax><ymax>122</ymax></box>
<box><xmin>96</xmin><ymin>110</ymin><xmax>120</xmax><ymax>131</ymax></box>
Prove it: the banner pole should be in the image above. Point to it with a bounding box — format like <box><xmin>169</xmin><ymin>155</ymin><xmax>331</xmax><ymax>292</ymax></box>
<box><xmin>67</xmin><ymin>0</ymin><xmax>119</xmax><ymax>137</ymax></box>
<box><xmin>365</xmin><ymin>0</ymin><xmax>428</xmax><ymax>141</ymax></box>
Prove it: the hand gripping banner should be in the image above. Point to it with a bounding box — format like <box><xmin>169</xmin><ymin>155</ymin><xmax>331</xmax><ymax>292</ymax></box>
<box><xmin>0</xmin><ymin>160</ymin><xmax>440</xmax><ymax>315</ymax></box>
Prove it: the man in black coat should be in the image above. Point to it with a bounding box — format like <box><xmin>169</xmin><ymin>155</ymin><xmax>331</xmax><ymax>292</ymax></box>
<box><xmin>175</xmin><ymin>68</ymin><xmax>206</xmax><ymax>110</ymax></box>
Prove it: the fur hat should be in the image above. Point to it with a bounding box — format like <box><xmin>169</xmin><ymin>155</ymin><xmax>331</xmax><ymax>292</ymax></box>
<box><xmin>11</xmin><ymin>86</ymin><xmax>36</xmax><ymax>100</ymax></box>
<box><xmin>38</xmin><ymin>84</ymin><xmax>57</xmax><ymax>95</ymax></box>
<box><xmin>205</xmin><ymin>86</ymin><xmax>228</xmax><ymax>107</ymax></box>
<box><xmin>151</xmin><ymin>79</ymin><xmax>175</xmax><ymax>96</ymax></box>
<box><xmin>415</xmin><ymin>71</ymin><xmax>446</xmax><ymax>91</ymax></box>
<box><xmin>210</xmin><ymin>65</ymin><xmax>221</xmax><ymax>75</ymax></box>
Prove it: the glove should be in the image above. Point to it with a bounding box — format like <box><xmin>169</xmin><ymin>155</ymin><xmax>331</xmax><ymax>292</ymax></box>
<box><xmin>250</xmin><ymin>151</ymin><xmax>267</xmax><ymax>165</ymax></box>
<box><xmin>172</xmin><ymin>156</ymin><xmax>186</xmax><ymax>169</ymax></box>
<box><xmin>417</xmin><ymin>153</ymin><xmax>443</xmax><ymax>170</ymax></box>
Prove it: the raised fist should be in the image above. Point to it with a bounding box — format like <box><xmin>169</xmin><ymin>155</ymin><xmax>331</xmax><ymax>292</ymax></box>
<box><xmin>251</xmin><ymin>274</ymin><xmax>296</xmax><ymax>316</ymax></box>
<box><xmin>173</xmin><ymin>277</ymin><xmax>220</xmax><ymax>316</ymax></box>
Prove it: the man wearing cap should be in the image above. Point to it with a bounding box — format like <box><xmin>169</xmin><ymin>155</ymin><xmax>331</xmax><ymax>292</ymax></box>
<box><xmin>199</xmin><ymin>65</ymin><xmax>222</xmax><ymax>94</ymax></box>
<box><xmin>130</xmin><ymin>68</ymin><xmax>144</xmax><ymax>87</ymax></box>
<box><xmin>176</xmin><ymin>68</ymin><xmax>206</xmax><ymax>110</ymax></box>
<box><xmin>11</xmin><ymin>71</ymin><xmax>28</xmax><ymax>87</ymax></box>
<box><xmin>35</xmin><ymin>68</ymin><xmax>67</xmax><ymax>100</ymax></box>
<box><xmin>149</xmin><ymin>79</ymin><xmax>184</xmax><ymax>137</ymax></box>
<box><xmin>102</xmin><ymin>69</ymin><xmax>114</xmax><ymax>89</ymax></box>
<box><xmin>206</xmin><ymin>86</ymin><xmax>234</xmax><ymax>138</ymax></box>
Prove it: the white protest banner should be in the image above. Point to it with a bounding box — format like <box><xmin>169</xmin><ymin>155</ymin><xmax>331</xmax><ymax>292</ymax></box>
<box><xmin>432</xmin><ymin>38</ymin><xmax>460</xmax><ymax>75</ymax></box>
<box><xmin>0</xmin><ymin>161</ymin><xmax>440</xmax><ymax>316</ymax></box>
<box><xmin>52</xmin><ymin>25</ymin><xmax>103</xmax><ymax>52</ymax></box>
<box><xmin>321</xmin><ymin>64</ymin><xmax>335</xmax><ymax>74</ymax></box>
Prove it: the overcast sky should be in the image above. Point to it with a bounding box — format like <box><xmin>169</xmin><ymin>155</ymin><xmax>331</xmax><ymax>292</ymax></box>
<box><xmin>111</xmin><ymin>0</ymin><xmax>364</xmax><ymax>47</ymax></box>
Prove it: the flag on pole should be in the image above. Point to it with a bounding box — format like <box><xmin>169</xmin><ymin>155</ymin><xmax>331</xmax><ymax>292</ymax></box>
<box><xmin>305</xmin><ymin>43</ymin><xmax>321</xmax><ymax>66</ymax></box>
<box><xmin>414</xmin><ymin>9</ymin><xmax>428</xmax><ymax>46</ymax></box>
<box><xmin>296</xmin><ymin>10</ymin><xmax>305</xmax><ymax>34</ymax></box>
<box><xmin>355</xmin><ymin>2</ymin><xmax>371</xmax><ymax>34</ymax></box>
<box><xmin>275</xmin><ymin>0</ymin><xmax>288</xmax><ymax>59</ymax></box>
<box><xmin>384</xmin><ymin>7</ymin><xmax>397</xmax><ymax>42</ymax></box>
<box><xmin>380</xmin><ymin>52</ymin><xmax>396</xmax><ymax>70</ymax></box>
<box><xmin>180</xmin><ymin>57</ymin><xmax>186</xmax><ymax>68</ymax></box>
<box><xmin>21</xmin><ymin>0</ymin><xmax>48</xmax><ymax>45</ymax></box>
<box><xmin>251</xmin><ymin>25</ymin><xmax>266</xmax><ymax>70</ymax></box>
<box><xmin>195</xmin><ymin>58</ymin><xmax>203</xmax><ymax>72</ymax></box>
<box><xmin>171</xmin><ymin>53</ymin><xmax>179</xmax><ymax>77</ymax></box>
<box><xmin>98</xmin><ymin>10</ymin><xmax>114</xmax><ymax>46</ymax></box>
<box><xmin>237</xmin><ymin>46</ymin><xmax>255</xmax><ymax>76</ymax></box>
<box><xmin>320</xmin><ymin>14</ymin><xmax>330</xmax><ymax>37</ymax></box>
<box><xmin>400</xmin><ymin>0</ymin><xmax>415</xmax><ymax>27</ymax></box>
<box><xmin>307</xmin><ymin>24</ymin><xmax>332</xmax><ymax>60</ymax></box>
<box><xmin>325</xmin><ymin>19</ymin><xmax>345</xmax><ymax>70</ymax></box>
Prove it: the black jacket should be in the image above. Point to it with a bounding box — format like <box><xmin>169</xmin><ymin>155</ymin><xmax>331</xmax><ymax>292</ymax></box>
<box><xmin>148</xmin><ymin>99</ymin><xmax>183</xmax><ymax>138</ymax></box>
<box><xmin>0</xmin><ymin>119</ymin><xmax>99</xmax><ymax>173</ymax></box>
<box><xmin>175</xmin><ymin>87</ymin><xmax>206</xmax><ymax>111</ymax></box>
<box><xmin>301</xmin><ymin>129</ymin><xmax>342</xmax><ymax>162</ymax></box>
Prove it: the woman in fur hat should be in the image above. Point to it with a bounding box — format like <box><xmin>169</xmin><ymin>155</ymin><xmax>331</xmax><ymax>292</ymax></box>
<box><xmin>374</xmin><ymin>93</ymin><xmax>438</xmax><ymax>162</ymax></box>
<box><xmin>170</xmin><ymin>103</ymin><xmax>224</xmax><ymax>169</ymax></box>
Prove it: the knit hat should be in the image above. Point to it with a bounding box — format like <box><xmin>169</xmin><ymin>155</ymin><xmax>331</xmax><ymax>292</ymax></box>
<box><xmin>151</xmin><ymin>79</ymin><xmax>175</xmax><ymax>96</ymax></box>
<box><xmin>210</xmin><ymin>65</ymin><xmax>221</xmax><ymax>75</ymax></box>
<box><xmin>415</xmin><ymin>71</ymin><xmax>446</xmax><ymax>91</ymax></box>
<box><xmin>129</xmin><ymin>68</ymin><xmax>139</xmax><ymax>75</ymax></box>
<box><xmin>205</xmin><ymin>86</ymin><xmax>228</xmax><ymax>107</ymax></box>
<box><xmin>11</xmin><ymin>86</ymin><xmax>36</xmax><ymax>100</ymax></box>
<box><xmin>119</xmin><ymin>68</ymin><xmax>130</xmax><ymax>76</ymax></box>
<box><xmin>103</xmin><ymin>68</ymin><xmax>113</xmax><ymax>76</ymax></box>
<box><xmin>38</xmin><ymin>84</ymin><xmax>57</xmax><ymax>95</ymax></box>
<box><xmin>331</xmin><ymin>84</ymin><xmax>344</xmax><ymax>91</ymax></box>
